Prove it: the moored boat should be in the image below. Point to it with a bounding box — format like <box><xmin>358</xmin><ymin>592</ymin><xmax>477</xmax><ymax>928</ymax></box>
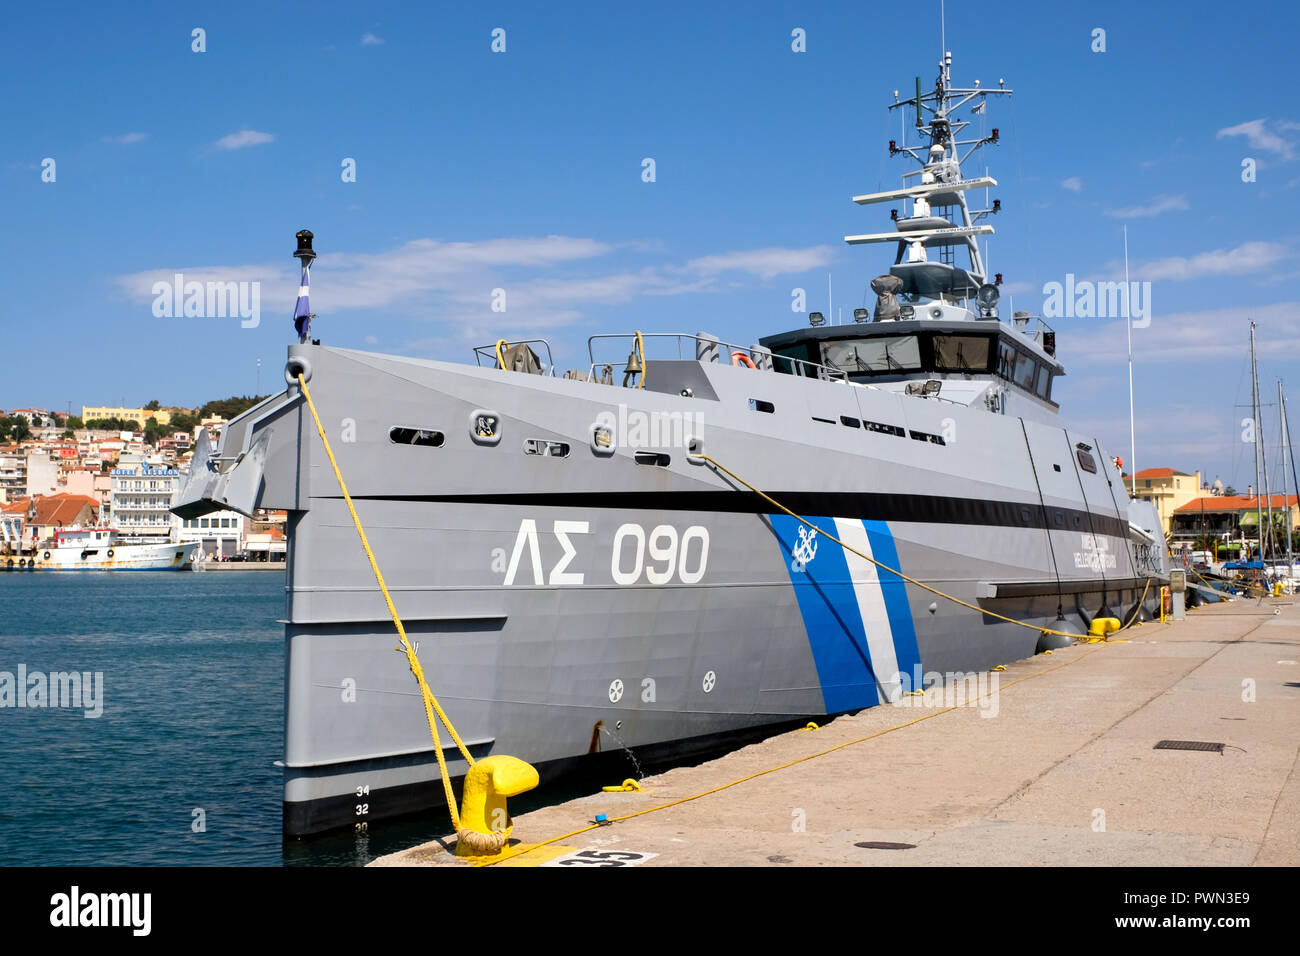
<box><xmin>32</xmin><ymin>526</ymin><xmax>197</xmax><ymax>571</ymax></box>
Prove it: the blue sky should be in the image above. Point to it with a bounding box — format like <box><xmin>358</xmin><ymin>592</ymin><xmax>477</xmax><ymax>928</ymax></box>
<box><xmin>2</xmin><ymin>0</ymin><xmax>1298</xmax><ymax>492</ymax></box>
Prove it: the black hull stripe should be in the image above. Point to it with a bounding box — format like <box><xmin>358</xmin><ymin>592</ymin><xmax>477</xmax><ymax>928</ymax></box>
<box><xmin>335</xmin><ymin>491</ymin><xmax>1131</xmax><ymax>539</ymax></box>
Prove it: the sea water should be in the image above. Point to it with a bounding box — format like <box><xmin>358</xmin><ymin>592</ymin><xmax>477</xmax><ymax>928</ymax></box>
<box><xmin>0</xmin><ymin>570</ymin><xmax>452</xmax><ymax>866</ymax></box>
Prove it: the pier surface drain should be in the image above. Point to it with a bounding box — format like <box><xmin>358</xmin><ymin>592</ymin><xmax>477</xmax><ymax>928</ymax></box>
<box><xmin>854</xmin><ymin>841</ymin><xmax>917</xmax><ymax>850</ymax></box>
<box><xmin>1153</xmin><ymin>740</ymin><xmax>1225</xmax><ymax>753</ymax></box>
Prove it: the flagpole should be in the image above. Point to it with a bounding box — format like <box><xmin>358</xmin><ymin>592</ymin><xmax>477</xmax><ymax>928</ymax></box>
<box><xmin>1124</xmin><ymin>225</ymin><xmax>1135</xmax><ymax>497</ymax></box>
<box><xmin>293</xmin><ymin>229</ymin><xmax>316</xmax><ymax>343</ymax></box>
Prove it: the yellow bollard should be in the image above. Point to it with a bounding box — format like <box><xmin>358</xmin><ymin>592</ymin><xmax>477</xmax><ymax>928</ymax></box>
<box><xmin>1088</xmin><ymin>617</ymin><xmax>1121</xmax><ymax>638</ymax></box>
<box><xmin>454</xmin><ymin>755</ymin><xmax>539</xmax><ymax>857</ymax></box>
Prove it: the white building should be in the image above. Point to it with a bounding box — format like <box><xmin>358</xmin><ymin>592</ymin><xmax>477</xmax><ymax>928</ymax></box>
<box><xmin>110</xmin><ymin>464</ymin><xmax>181</xmax><ymax>541</ymax></box>
<box><xmin>178</xmin><ymin>510</ymin><xmax>245</xmax><ymax>559</ymax></box>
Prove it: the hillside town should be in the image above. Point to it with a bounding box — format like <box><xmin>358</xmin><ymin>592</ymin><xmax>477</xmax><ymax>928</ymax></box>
<box><xmin>0</xmin><ymin>401</ymin><xmax>284</xmax><ymax>563</ymax></box>
<box><xmin>1124</xmin><ymin>467</ymin><xmax>1298</xmax><ymax>560</ymax></box>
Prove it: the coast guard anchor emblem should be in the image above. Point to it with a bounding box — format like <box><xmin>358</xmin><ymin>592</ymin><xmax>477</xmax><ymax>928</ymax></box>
<box><xmin>791</xmin><ymin>525</ymin><xmax>818</xmax><ymax>572</ymax></box>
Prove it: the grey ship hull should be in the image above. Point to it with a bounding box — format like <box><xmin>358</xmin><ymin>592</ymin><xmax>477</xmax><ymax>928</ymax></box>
<box><xmin>177</xmin><ymin>343</ymin><xmax>1166</xmax><ymax>836</ymax></box>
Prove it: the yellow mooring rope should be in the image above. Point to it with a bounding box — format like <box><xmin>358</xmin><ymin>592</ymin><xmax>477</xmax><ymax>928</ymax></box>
<box><xmin>296</xmin><ymin>373</ymin><xmax>477</xmax><ymax>838</ymax></box>
<box><xmin>689</xmin><ymin>453</ymin><xmax>1151</xmax><ymax>639</ymax></box>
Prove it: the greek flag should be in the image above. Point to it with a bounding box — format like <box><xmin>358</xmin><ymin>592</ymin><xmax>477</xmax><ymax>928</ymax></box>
<box><xmin>971</xmin><ymin>99</ymin><xmax>986</xmax><ymax>115</ymax></box>
<box><xmin>293</xmin><ymin>264</ymin><xmax>311</xmax><ymax>342</ymax></box>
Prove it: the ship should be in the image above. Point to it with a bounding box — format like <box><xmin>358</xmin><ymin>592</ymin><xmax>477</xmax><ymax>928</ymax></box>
<box><xmin>175</xmin><ymin>49</ymin><xmax>1169</xmax><ymax>836</ymax></box>
<box><xmin>33</xmin><ymin>526</ymin><xmax>197</xmax><ymax>570</ymax></box>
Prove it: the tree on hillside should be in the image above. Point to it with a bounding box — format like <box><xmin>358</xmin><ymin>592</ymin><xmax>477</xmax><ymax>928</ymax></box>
<box><xmin>144</xmin><ymin>399</ymin><xmax>161</xmax><ymax>411</ymax></box>
<box><xmin>66</xmin><ymin>416</ymin><xmax>84</xmax><ymax>429</ymax></box>
<box><xmin>169</xmin><ymin>411</ymin><xmax>198</xmax><ymax>433</ymax></box>
<box><xmin>143</xmin><ymin>417</ymin><xmax>164</xmax><ymax>446</ymax></box>
<box><xmin>1</xmin><ymin>416</ymin><xmax>32</xmax><ymax>442</ymax></box>
<box><xmin>199</xmin><ymin>395</ymin><xmax>269</xmax><ymax>420</ymax></box>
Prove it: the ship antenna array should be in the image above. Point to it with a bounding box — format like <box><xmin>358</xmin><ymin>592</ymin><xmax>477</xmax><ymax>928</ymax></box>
<box><xmin>887</xmin><ymin>55</ymin><xmax>1011</xmax><ymax>169</ymax></box>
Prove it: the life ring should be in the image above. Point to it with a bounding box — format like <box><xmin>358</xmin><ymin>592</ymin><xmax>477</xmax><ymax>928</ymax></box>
<box><xmin>730</xmin><ymin>351</ymin><xmax>757</xmax><ymax>369</ymax></box>
<box><xmin>43</xmin><ymin>551</ymin><xmax>51</xmax><ymax>560</ymax></box>
<box><xmin>107</xmin><ymin>548</ymin><xmax>115</xmax><ymax>558</ymax></box>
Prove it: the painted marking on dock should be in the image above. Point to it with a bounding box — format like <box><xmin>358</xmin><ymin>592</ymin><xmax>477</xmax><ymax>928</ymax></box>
<box><xmin>485</xmin><ymin>843</ymin><xmax>578</xmax><ymax>867</ymax></box>
<box><xmin>541</xmin><ymin>848</ymin><xmax>659</xmax><ymax>867</ymax></box>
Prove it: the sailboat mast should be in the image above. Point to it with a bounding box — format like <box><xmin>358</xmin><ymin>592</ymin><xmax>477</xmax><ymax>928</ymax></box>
<box><xmin>1283</xmin><ymin>381</ymin><xmax>1295</xmax><ymax>565</ymax></box>
<box><xmin>1250</xmin><ymin>322</ymin><xmax>1264</xmax><ymax>562</ymax></box>
<box><xmin>1262</xmin><ymin>379</ymin><xmax>1274</xmax><ymax>561</ymax></box>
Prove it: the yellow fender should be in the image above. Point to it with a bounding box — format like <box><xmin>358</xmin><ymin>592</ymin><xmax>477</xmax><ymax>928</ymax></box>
<box><xmin>455</xmin><ymin>755</ymin><xmax>539</xmax><ymax>857</ymax></box>
<box><xmin>1089</xmin><ymin>617</ymin><xmax>1121</xmax><ymax>637</ymax></box>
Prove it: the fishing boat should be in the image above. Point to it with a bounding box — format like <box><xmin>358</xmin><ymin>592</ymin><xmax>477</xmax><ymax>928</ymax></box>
<box><xmin>32</xmin><ymin>526</ymin><xmax>197</xmax><ymax>571</ymax></box>
<box><xmin>175</xmin><ymin>49</ymin><xmax>1168</xmax><ymax>836</ymax></box>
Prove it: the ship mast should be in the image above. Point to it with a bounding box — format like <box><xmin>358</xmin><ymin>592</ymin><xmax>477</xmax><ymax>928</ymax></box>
<box><xmin>847</xmin><ymin>53</ymin><xmax>1011</xmax><ymax>303</ymax></box>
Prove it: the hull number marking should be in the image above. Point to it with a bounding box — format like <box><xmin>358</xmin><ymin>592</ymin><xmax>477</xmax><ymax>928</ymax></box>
<box><xmin>501</xmin><ymin>520</ymin><xmax>709</xmax><ymax>586</ymax></box>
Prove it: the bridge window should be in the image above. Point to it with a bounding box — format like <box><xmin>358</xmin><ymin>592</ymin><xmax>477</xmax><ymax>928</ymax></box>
<box><xmin>820</xmin><ymin>335</ymin><xmax>921</xmax><ymax>374</ymax></box>
<box><xmin>997</xmin><ymin>341</ymin><xmax>1017</xmax><ymax>379</ymax></box>
<box><xmin>1013</xmin><ymin>353</ymin><xmax>1038</xmax><ymax>390</ymax></box>
<box><xmin>932</xmin><ymin>334</ymin><xmax>992</xmax><ymax>373</ymax></box>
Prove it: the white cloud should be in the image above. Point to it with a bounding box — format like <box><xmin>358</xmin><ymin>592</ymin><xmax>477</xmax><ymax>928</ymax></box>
<box><xmin>1216</xmin><ymin>119</ymin><xmax>1295</xmax><ymax>160</ymax></box>
<box><xmin>102</xmin><ymin>132</ymin><xmax>147</xmax><ymax>145</ymax></box>
<box><xmin>681</xmin><ymin>245</ymin><xmax>834</xmax><ymax>280</ymax></box>
<box><xmin>1130</xmin><ymin>241</ymin><xmax>1291</xmax><ymax>281</ymax></box>
<box><xmin>1061</xmin><ymin>300</ymin><xmax>1300</xmax><ymax>365</ymax></box>
<box><xmin>211</xmin><ymin>129</ymin><xmax>274</xmax><ymax>152</ymax></box>
<box><xmin>1104</xmin><ymin>194</ymin><xmax>1189</xmax><ymax>219</ymax></box>
<box><xmin>361</xmin><ymin>32</ymin><xmax>384</xmax><ymax>46</ymax></box>
<box><xmin>114</xmin><ymin>238</ymin><xmax>839</xmax><ymax>341</ymax></box>
<box><xmin>1060</xmin><ymin>176</ymin><xmax>1083</xmax><ymax>192</ymax></box>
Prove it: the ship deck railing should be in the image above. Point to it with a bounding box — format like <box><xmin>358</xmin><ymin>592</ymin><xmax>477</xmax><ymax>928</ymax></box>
<box><xmin>586</xmin><ymin>332</ymin><xmax>851</xmax><ymax>385</ymax></box>
<box><xmin>471</xmin><ymin>338</ymin><xmax>558</xmax><ymax>376</ymax></box>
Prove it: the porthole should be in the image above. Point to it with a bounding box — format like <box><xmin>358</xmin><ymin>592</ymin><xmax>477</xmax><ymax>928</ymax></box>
<box><xmin>389</xmin><ymin>426</ymin><xmax>444</xmax><ymax>447</ymax></box>
<box><xmin>524</xmin><ymin>439</ymin><xmax>570</xmax><ymax>458</ymax></box>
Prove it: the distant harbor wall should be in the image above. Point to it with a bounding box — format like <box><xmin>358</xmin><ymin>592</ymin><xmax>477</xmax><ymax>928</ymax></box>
<box><xmin>195</xmin><ymin>562</ymin><xmax>285</xmax><ymax>572</ymax></box>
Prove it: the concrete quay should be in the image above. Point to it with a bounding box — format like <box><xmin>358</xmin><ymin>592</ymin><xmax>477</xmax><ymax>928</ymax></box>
<box><xmin>372</xmin><ymin>597</ymin><xmax>1300</xmax><ymax>868</ymax></box>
